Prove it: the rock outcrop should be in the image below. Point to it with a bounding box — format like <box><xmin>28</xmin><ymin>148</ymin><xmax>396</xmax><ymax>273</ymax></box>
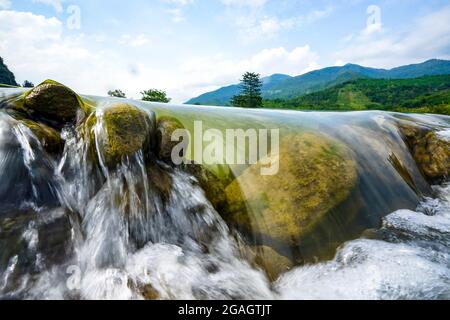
<box><xmin>400</xmin><ymin>123</ymin><xmax>450</xmax><ymax>182</ymax></box>
<box><xmin>97</xmin><ymin>103</ymin><xmax>155</xmax><ymax>169</ymax></box>
<box><xmin>23</xmin><ymin>80</ymin><xmax>83</xmax><ymax>127</ymax></box>
<box><xmin>225</xmin><ymin>133</ymin><xmax>358</xmax><ymax>247</ymax></box>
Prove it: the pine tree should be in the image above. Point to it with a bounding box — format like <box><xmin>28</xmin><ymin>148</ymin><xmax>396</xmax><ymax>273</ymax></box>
<box><xmin>231</xmin><ymin>72</ymin><xmax>263</xmax><ymax>108</ymax></box>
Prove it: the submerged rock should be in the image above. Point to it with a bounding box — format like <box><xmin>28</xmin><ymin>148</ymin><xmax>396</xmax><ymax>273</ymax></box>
<box><xmin>155</xmin><ymin>116</ymin><xmax>186</xmax><ymax>163</ymax></box>
<box><xmin>0</xmin><ymin>115</ymin><xmax>60</xmax><ymax>208</ymax></box>
<box><xmin>146</xmin><ymin>162</ymin><xmax>173</xmax><ymax>204</ymax></box>
<box><xmin>3</xmin><ymin>109</ymin><xmax>64</xmax><ymax>156</ymax></box>
<box><xmin>0</xmin><ymin>207</ymin><xmax>73</xmax><ymax>289</ymax></box>
<box><xmin>99</xmin><ymin>103</ymin><xmax>155</xmax><ymax>169</ymax></box>
<box><xmin>253</xmin><ymin>246</ymin><xmax>293</xmax><ymax>282</ymax></box>
<box><xmin>19</xmin><ymin>119</ymin><xmax>64</xmax><ymax>154</ymax></box>
<box><xmin>140</xmin><ymin>283</ymin><xmax>160</xmax><ymax>300</ymax></box>
<box><xmin>225</xmin><ymin>133</ymin><xmax>358</xmax><ymax>247</ymax></box>
<box><xmin>183</xmin><ymin>164</ymin><xmax>233</xmax><ymax>213</ymax></box>
<box><xmin>400</xmin><ymin>123</ymin><xmax>450</xmax><ymax>182</ymax></box>
<box><xmin>23</xmin><ymin>81</ymin><xmax>82</xmax><ymax>127</ymax></box>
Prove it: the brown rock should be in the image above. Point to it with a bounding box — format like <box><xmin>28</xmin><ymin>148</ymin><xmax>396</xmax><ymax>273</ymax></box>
<box><xmin>24</xmin><ymin>81</ymin><xmax>82</xmax><ymax>127</ymax></box>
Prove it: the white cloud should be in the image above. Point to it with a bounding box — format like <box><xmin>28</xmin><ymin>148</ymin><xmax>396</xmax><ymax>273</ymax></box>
<box><xmin>179</xmin><ymin>46</ymin><xmax>320</xmax><ymax>99</ymax></box>
<box><xmin>120</xmin><ymin>34</ymin><xmax>150</xmax><ymax>47</ymax></box>
<box><xmin>221</xmin><ymin>0</ymin><xmax>268</xmax><ymax>8</ymax></box>
<box><xmin>0</xmin><ymin>0</ymin><xmax>11</xmax><ymax>10</ymax></box>
<box><xmin>161</xmin><ymin>0</ymin><xmax>194</xmax><ymax>22</ymax></box>
<box><xmin>162</xmin><ymin>0</ymin><xmax>194</xmax><ymax>5</ymax></box>
<box><xmin>167</xmin><ymin>8</ymin><xmax>185</xmax><ymax>23</ymax></box>
<box><xmin>335</xmin><ymin>5</ymin><xmax>450</xmax><ymax>68</ymax></box>
<box><xmin>226</xmin><ymin>5</ymin><xmax>333</xmax><ymax>42</ymax></box>
<box><xmin>0</xmin><ymin>10</ymin><xmax>320</xmax><ymax>103</ymax></box>
<box><xmin>32</xmin><ymin>0</ymin><xmax>63</xmax><ymax>13</ymax></box>
<box><xmin>0</xmin><ymin>10</ymin><xmax>137</xmax><ymax>97</ymax></box>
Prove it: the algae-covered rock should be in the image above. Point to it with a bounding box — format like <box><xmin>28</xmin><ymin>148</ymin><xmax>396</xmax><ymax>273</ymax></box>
<box><xmin>155</xmin><ymin>116</ymin><xmax>186</xmax><ymax>163</ymax></box>
<box><xmin>99</xmin><ymin>103</ymin><xmax>155</xmax><ymax>169</ymax></box>
<box><xmin>23</xmin><ymin>81</ymin><xmax>82</xmax><ymax>127</ymax></box>
<box><xmin>183</xmin><ymin>164</ymin><xmax>232</xmax><ymax>213</ymax></box>
<box><xmin>225</xmin><ymin>133</ymin><xmax>357</xmax><ymax>246</ymax></box>
<box><xmin>3</xmin><ymin>109</ymin><xmax>64</xmax><ymax>155</ymax></box>
<box><xmin>141</xmin><ymin>283</ymin><xmax>160</xmax><ymax>300</ymax></box>
<box><xmin>147</xmin><ymin>162</ymin><xmax>173</xmax><ymax>204</ymax></box>
<box><xmin>249</xmin><ymin>245</ymin><xmax>294</xmax><ymax>282</ymax></box>
<box><xmin>19</xmin><ymin>119</ymin><xmax>64</xmax><ymax>154</ymax></box>
<box><xmin>399</xmin><ymin>123</ymin><xmax>450</xmax><ymax>181</ymax></box>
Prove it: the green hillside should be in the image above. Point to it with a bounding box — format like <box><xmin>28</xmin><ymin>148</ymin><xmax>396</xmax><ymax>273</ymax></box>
<box><xmin>187</xmin><ymin>59</ymin><xmax>450</xmax><ymax>105</ymax></box>
<box><xmin>263</xmin><ymin>75</ymin><xmax>450</xmax><ymax>115</ymax></box>
<box><xmin>0</xmin><ymin>57</ymin><xmax>18</xmax><ymax>87</ymax></box>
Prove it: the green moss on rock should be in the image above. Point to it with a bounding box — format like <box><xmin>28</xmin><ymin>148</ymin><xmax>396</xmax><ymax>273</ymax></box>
<box><xmin>225</xmin><ymin>133</ymin><xmax>358</xmax><ymax>246</ymax></box>
<box><xmin>147</xmin><ymin>162</ymin><xmax>173</xmax><ymax>204</ymax></box>
<box><xmin>23</xmin><ymin>80</ymin><xmax>83</xmax><ymax>127</ymax></box>
<box><xmin>99</xmin><ymin>103</ymin><xmax>155</xmax><ymax>169</ymax></box>
<box><xmin>20</xmin><ymin>119</ymin><xmax>64</xmax><ymax>154</ymax></box>
<box><xmin>155</xmin><ymin>116</ymin><xmax>186</xmax><ymax>163</ymax></box>
<box><xmin>400</xmin><ymin>123</ymin><xmax>450</xmax><ymax>181</ymax></box>
<box><xmin>183</xmin><ymin>163</ymin><xmax>233</xmax><ymax>213</ymax></box>
<box><xmin>4</xmin><ymin>108</ymin><xmax>64</xmax><ymax>155</ymax></box>
<box><xmin>248</xmin><ymin>245</ymin><xmax>294</xmax><ymax>282</ymax></box>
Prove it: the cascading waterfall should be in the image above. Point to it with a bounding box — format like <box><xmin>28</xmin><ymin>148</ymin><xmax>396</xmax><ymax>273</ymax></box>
<box><xmin>0</xmin><ymin>110</ymin><xmax>272</xmax><ymax>300</ymax></box>
<box><xmin>0</xmin><ymin>85</ymin><xmax>449</xmax><ymax>300</ymax></box>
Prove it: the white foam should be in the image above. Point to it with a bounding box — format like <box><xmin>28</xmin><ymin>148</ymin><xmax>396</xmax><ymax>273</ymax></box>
<box><xmin>437</xmin><ymin>129</ymin><xmax>450</xmax><ymax>142</ymax></box>
<box><xmin>276</xmin><ymin>184</ymin><xmax>450</xmax><ymax>300</ymax></box>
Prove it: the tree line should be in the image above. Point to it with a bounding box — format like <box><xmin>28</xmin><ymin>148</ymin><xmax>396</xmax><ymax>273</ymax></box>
<box><xmin>108</xmin><ymin>71</ymin><xmax>264</xmax><ymax>106</ymax></box>
<box><xmin>108</xmin><ymin>88</ymin><xmax>171</xmax><ymax>103</ymax></box>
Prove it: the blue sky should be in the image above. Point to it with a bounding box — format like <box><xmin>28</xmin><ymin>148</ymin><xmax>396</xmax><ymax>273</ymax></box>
<box><xmin>1</xmin><ymin>0</ymin><xmax>450</xmax><ymax>102</ymax></box>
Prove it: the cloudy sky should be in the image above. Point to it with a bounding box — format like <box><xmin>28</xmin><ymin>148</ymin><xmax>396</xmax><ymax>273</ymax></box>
<box><xmin>1</xmin><ymin>0</ymin><xmax>450</xmax><ymax>102</ymax></box>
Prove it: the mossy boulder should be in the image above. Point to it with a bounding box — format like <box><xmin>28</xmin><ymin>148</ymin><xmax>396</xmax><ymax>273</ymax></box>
<box><xmin>98</xmin><ymin>103</ymin><xmax>155</xmax><ymax>169</ymax></box>
<box><xmin>146</xmin><ymin>162</ymin><xmax>173</xmax><ymax>204</ymax></box>
<box><xmin>400</xmin><ymin>123</ymin><xmax>450</xmax><ymax>181</ymax></box>
<box><xmin>19</xmin><ymin>119</ymin><xmax>64</xmax><ymax>154</ymax></box>
<box><xmin>183</xmin><ymin>164</ymin><xmax>233</xmax><ymax>213</ymax></box>
<box><xmin>225</xmin><ymin>133</ymin><xmax>358</xmax><ymax>246</ymax></box>
<box><xmin>3</xmin><ymin>109</ymin><xmax>64</xmax><ymax>155</ymax></box>
<box><xmin>248</xmin><ymin>245</ymin><xmax>294</xmax><ymax>282</ymax></box>
<box><xmin>23</xmin><ymin>81</ymin><xmax>82</xmax><ymax>128</ymax></box>
<box><xmin>155</xmin><ymin>116</ymin><xmax>186</xmax><ymax>163</ymax></box>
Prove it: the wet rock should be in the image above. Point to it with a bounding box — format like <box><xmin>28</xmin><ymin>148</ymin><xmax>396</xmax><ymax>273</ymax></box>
<box><xmin>0</xmin><ymin>117</ymin><xmax>60</xmax><ymax>208</ymax></box>
<box><xmin>147</xmin><ymin>162</ymin><xmax>173</xmax><ymax>204</ymax></box>
<box><xmin>400</xmin><ymin>123</ymin><xmax>450</xmax><ymax>182</ymax></box>
<box><xmin>141</xmin><ymin>283</ymin><xmax>160</xmax><ymax>300</ymax></box>
<box><xmin>2</xmin><ymin>109</ymin><xmax>64</xmax><ymax>156</ymax></box>
<box><xmin>99</xmin><ymin>103</ymin><xmax>155</xmax><ymax>169</ymax></box>
<box><xmin>23</xmin><ymin>81</ymin><xmax>82</xmax><ymax>128</ymax></box>
<box><xmin>155</xmin><ymin>116</ymin><xmax>186</xmax><ymax>163</ymax></box>
<box><xmin>225</xmin><ymin>133</ymin><xmax>358</xmax><ymax>247</ymax></box>
<box><xmin>0</xmin><ymin>208</ymin><xmax>73</xmax><ymax>289</ymax></box>
<box><xmin>183</xmin><ymin>164</ymin><xmax>232</xmax><ymax>213</ymax></box>
<box><xmin>19</xmin><ymin>119</ymin><xmax>64</xmax><ymax>155</ymax></box>
<box><xmin>249</xmin><ymin>245</ymin><xmax>294</xmax><ymax>282</ymax></box>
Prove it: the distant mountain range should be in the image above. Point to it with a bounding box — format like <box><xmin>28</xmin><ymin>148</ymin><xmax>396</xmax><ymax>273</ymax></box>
<box><xmin>264</xmin><ymin>74</ymin><xmax>450</xmax><ymax>115</ymax></box>
<box><xmin>186</xmin><ymin>59</ymin><xmax>450</xmax><ymax>105</ymax></box>
<box><xmin>0</xmin><ymin>57</ymin><xmax>18</xmax><ymax>87</ymax></box>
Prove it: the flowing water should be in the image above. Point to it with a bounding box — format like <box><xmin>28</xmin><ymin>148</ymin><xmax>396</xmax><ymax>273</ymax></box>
<box><xmin>0</xmin><ymin>89</ymin><xmax>449</xmax><ymax>299</ymax></box>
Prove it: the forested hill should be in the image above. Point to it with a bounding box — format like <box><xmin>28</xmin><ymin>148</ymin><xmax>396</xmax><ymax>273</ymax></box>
<box><xmin>187</xmin><ymin>59</ymin><xmax>450</xmax><ymax>105</ymax></box>
<box><xmin>0</xmin><ymin>57</ymin><xmax>18</xmax><ymax>87</ymax></box>
<box><xmin>263</xmin><ymin>75</ymin><xmax>450</xmax><ymax>115</ymax></box>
